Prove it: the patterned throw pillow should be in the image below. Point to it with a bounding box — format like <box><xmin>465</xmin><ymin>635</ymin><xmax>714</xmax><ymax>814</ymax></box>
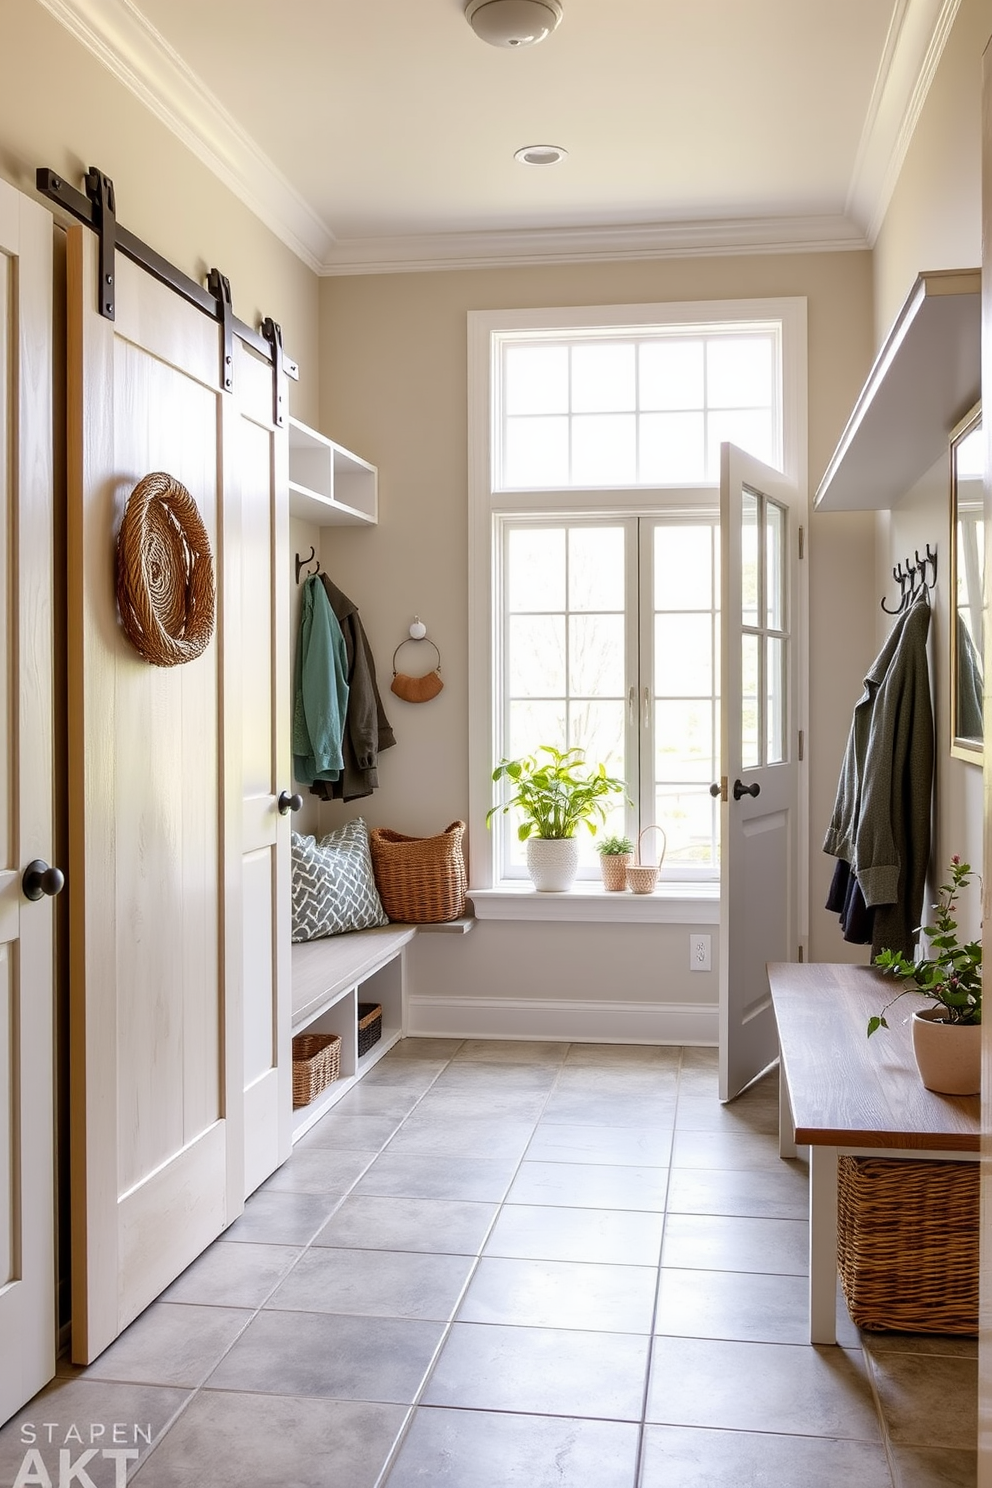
<box><xmin>291</xmin><ymin>819</ymin><xmax>389</xmax><ymax>942</ymax></box>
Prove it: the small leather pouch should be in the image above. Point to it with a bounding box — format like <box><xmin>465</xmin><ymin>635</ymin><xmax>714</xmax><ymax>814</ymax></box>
<box><xmin>391</xmin><ymin>668</ymin><xmax>443</xmax><ymax>703</ymax></box>
<box><xmin>390</xmin><ymin>638</ymin><xmax>444</xmax><ymax>704</ymax></box>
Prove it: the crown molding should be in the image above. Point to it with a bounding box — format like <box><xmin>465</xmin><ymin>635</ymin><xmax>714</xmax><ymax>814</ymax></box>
<box><xmin>36</xmin><ymin>0</ymin><xmax>334</xmax><ymax>271</ymax></box>
<box><xmin>40</xmin><ymin>0</ymin><xmax>946</xmax><ymax>278</ymax></box>
<box><xmin>846</xmin><ymin>0</ymin><xmax>962</xmax><ymax>244</ymax></box>
<box><xmin>317</xmin><ymin>214</ymin><xmax>869</xmax><ymax>276</ymax></box>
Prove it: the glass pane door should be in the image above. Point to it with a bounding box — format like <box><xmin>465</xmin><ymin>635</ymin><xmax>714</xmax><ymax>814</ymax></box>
<box><xmin>740</xmin><ymin>486</ymin><xmax>788</xmax><ymax>768</ymax></box>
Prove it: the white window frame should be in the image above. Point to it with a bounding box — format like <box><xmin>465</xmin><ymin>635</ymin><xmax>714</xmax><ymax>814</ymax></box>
<box><xmin>467</xmin><ymin>298</ymin><xmax>808</xmax><ymax>917</ymax></box>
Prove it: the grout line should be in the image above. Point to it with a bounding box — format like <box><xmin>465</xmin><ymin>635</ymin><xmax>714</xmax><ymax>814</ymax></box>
<box><xmin>372</xmin><ymin>1041</ymin><xmax>571</xmax><ymax>1487</ymax></box>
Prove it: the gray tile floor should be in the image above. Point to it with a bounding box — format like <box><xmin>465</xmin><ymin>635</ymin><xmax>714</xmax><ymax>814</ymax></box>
<box><xmin>0</xmin><ymin>1039</ymin><xmax>977</xmax><ymax>1487</ymax></box>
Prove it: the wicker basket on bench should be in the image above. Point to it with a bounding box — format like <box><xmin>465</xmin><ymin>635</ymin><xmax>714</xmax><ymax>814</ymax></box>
<box><xmin>837</xmin><ymin>1155</ymin><xmax>979</xmax><ymax>1334</ymax></box>
<box><xmin>369</xmin><ymin>820</ymin><xmax>467</xmax><ymax>923</ymax></box>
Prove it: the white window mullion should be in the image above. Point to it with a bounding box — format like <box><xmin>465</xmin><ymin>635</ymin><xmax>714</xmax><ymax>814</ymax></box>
<box><xmin>635</xmin><ymin>517</ymin><xmax>653</xmax><ymax>854</ymax></box>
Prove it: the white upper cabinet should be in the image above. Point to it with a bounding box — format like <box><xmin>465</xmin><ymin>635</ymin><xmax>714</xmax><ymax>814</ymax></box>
<box><xmin>815</xmin><ymin>269</ymin><xmax>980</xmax><ymax>511</ymax></box>
<box><xmin>289</xmin><ymin>416</ymin><xmax>378</xmax><ymax>525</ymax></box>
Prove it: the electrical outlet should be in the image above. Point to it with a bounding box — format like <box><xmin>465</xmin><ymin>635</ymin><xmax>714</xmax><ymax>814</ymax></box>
<box><xmin>689</xmin><ymin>933</ymin><xmax>711</xmax><ymax>972</ymax></box>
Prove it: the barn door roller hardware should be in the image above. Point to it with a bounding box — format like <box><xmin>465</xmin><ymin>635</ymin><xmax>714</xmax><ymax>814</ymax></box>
<box><xmin>36</xmin><ymin>165</ymin><xmax>299</xmax><ymax>402</ymax></box>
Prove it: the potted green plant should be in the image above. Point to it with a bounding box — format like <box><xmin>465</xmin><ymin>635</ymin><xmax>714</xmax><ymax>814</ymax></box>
<box><xmin>486</xmin><ymin>745</ymin><xmax>627</xmax><ymax>891</ymax></box>
<box><xmin>595</xmin><ymin>834</ymin><xmax>635</xmax><ymax>892</ymax></box>
<box><xmin>868</xmin><ymin>855</ymin><xmax>982</xmax><ymax>1095</ymax></box>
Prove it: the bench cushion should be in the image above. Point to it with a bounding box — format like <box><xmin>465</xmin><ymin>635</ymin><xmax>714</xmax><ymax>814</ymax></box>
<box><xmin>291</xmin><ymin>819</ymin><xmax>389</xmax><ymax>942</ymax></box>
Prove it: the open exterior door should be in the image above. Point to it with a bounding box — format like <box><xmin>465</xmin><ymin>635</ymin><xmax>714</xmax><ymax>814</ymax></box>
<box><xmin>719</xmin><ymin>443</ymin><xmax>803</xmax><ymax>1101</ymax></box>
<box><xmin>0</xmin><ymin>180</ymin><xmax>57</xmax><ymax>1423</ymax></box>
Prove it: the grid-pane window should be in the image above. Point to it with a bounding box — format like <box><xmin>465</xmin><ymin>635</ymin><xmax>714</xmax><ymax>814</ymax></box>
<box><xmin>648</xmin><ymin>520</ymin><xmax>720</xmax><ymax>871</ymax></box>
<box><xmin>498</xmin><ymin>516</ymin><xmax>721</xmax><ymax>880</ymax></box>
<box><xmin>501</xmin><ymin>522</ymin><xmax>630</xmax><ymax>878</ymax></box>
<box><xmin>479</xmin><ymin>306</ymin><xmax>794</xmax><ymax>888</ymax></box>
<box><xmin>499</xmin><ymin>329</ymin><xmax>779</xmax><ymax>489</ymax></box>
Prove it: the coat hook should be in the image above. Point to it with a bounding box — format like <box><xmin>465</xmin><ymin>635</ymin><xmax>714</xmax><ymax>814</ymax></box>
<box><xmin>295</xmin><ymin>546</ymin><xmax>320</xmax><ymax>585</ymax></box>
<box><xmin>880</xmin><ymin>544</ymin><xmax>938</xmax><ymax>614</ymax></box>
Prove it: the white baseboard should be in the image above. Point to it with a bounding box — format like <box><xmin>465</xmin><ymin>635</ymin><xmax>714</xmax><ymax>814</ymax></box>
<box><xmin>406</xmin><ymin>995</ymin><xmax>718</xmax><ymax>1045</ymax></box>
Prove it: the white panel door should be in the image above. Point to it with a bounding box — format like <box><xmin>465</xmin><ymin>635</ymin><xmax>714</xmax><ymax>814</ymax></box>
<box><xmin>719</xmin><ymin>444</ymin><xmax>801</xmax><ymax>1101</ymax></box>
<box><xmin>67</xmin><ymin>227</ymin><xmax>234</xmax><ymax>1363</ymax></box>
<box><xmin>0</xmin><ymin>180</ymin><xmax>56</xmax><ymax>1424</ymax></box>
<box><xmin>221</xmin><ymin>340</ymin><xmax>292</xmax><ymax>1204</ymax></box>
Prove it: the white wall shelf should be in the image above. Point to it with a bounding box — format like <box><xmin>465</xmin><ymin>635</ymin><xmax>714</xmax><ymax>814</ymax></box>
<box><xmin>289</xmin><ymin>416</ymin><xmax>377</xmax><ymax>525</ymax></box>
<box><xmin>815</xmin><ymin>269</ymin><xmax>980</xmax><ymax>512</ymax></box>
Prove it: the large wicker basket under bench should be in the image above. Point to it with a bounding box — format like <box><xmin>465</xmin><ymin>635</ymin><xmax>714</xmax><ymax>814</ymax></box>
<box><xmin>767</xmin><ymin>962</ymin><xmax>980</xmax><ymax>1345</ymax></box>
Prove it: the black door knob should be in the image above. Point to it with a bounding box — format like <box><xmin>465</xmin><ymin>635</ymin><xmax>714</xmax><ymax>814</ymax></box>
<box><xmin>709</xmin><ymin>782</ymin><xmax>722</xmax><ymax>798</ymax></box>
<box><xmin>733</xmin><ymin>778</ymin><xmax>761</xmax><ymax>801</ymax></box>
<box><xmin>22</xmin><ymin>859</ymin><xmax>65</xmax><ymax>901</ymax></box>
<box><xmin>278</xmin><ymin>791</ymin><xmax>303</xmax><ymax>815</ymax></box>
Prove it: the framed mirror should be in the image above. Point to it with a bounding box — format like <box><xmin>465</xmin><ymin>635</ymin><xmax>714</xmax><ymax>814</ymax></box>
<box><xmin>949</xmin><ymin>402</ymin><xmax>984</xmax><ymax>763</ymax></box>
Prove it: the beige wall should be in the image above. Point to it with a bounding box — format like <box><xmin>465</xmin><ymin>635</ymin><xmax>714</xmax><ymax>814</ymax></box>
<box><xmin>868</xmin><ymin>0</ymin><xmax>992</xmax><ymax>948</ymax></box>
<box><xmin>318</xmin><ymin>250</ymin><xmax>876</xmax><ymax>1010</ymax></box>
<box><xmin>873</xmin><ymin>0</ymin><xmax>992</xmax><ymax>345</ymax></box>
<box><xmin>0</xmin><ymin>0</ymin><xmax>320</xmax><ymax>426</ymax></box>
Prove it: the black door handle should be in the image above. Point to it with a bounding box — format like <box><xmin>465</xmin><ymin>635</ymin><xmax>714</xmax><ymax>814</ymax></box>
<box><xmin>278</xmin><ymin>791</ymin><xmax>303</xmax><ymax>815</ymax></box>
<box><xmin>22</xmin><ymin>859</ymin><xmax>65</xmax><ymax>900</ymax></box>
<box><xmin>733</xmin><ymin>779</ymin><xmax>761</xmax><ymax>801</ymax></box>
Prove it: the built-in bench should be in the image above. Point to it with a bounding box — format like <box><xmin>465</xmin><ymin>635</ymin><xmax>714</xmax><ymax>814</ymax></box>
<box><xmin>290</xmin><ymin>917</ymin><xmax>474</xmax><ymax>1139</ymax></box>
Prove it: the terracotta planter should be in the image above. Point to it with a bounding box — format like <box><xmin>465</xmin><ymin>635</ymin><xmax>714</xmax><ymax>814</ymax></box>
<box><xmin>911</xmin><ymin>1007</ymin><xmax>981</xmax><ymax>1096</ymax></box>
<box><xmin>526</xmin><ymin>837</ymin><xmax>579</xmax><ymax>892</ymax></box>
<box><xmin>599</xmin><ymin>853</ymin><xmax>632</xmax><ymax>891</ymax></box>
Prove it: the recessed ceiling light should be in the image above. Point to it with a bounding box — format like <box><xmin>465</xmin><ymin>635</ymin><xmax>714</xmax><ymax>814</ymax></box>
<box><xmin>465</xmin><ymin>0</ymin><xmax>563</xmax><ymax>48</ymax></box>
<box><xmin>514</xmin><ymin>145</ymin><xmax>568</xmax><ymax>166</ymax></box>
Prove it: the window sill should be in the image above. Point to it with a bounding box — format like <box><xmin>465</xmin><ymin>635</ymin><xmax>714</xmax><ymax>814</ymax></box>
<box><xmin>468</xmin><ymin>883</ymin><xmax>719</xmax><ymax>924</ymax></box>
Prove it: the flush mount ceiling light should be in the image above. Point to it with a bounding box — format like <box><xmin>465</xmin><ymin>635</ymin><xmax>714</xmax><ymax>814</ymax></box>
<box><xmin>514</xmin><ymin>144</ymin><xmax>568</xmax><ymax>166</ymax></box>
<box><xmin>464</xmin><ymin>0</ymin><xmax>563</xmax><ymax>48</ymax></box>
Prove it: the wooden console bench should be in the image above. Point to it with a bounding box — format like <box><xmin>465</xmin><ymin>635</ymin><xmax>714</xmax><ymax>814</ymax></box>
<box><xmin>767</xmin><ymin>962</ymin><xmax>980</xmax><ymax>1344</ymax></box>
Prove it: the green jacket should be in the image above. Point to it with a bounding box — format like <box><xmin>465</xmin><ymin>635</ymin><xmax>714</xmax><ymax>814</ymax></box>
<box><xmin>292</xmin><ymin>574</ymin><xmax>349</xmax><ymax>784</ymax></box>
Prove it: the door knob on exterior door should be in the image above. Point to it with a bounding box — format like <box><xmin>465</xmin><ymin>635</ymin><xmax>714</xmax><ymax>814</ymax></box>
<box><xmin>278</xmin><ymin>791</ymin><xmax>304</xmax><ymax>815</ymax></box>
<box><xmin>709</xmin><ymin>779</ymin><xmax>727</xmax><ymax>801</ymax></box>
<box><xmin>22</xmin><ymin>859</ymin><xmax>65</xmax><ymax>900</ymax></box>
<box><xmin>733</xmin><ymin>779</ymin><xmax>761</xmax><ymax>801</ymax></box>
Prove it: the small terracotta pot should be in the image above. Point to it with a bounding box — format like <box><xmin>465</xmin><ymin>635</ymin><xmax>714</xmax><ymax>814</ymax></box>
<box><xmin>599</xmin><ymin>853</ymin><xmax>632</xmax><ymax>891</ymax></box>
<box><xmin>911</xmin><ymin>1007</ymin><xmax>981</xmax><ymax>1096</ymax></box>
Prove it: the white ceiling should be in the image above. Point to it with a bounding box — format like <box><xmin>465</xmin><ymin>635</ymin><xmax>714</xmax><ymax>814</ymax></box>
<box><xmin>41</xmin><ymin>0</ymin><xmax>961</xmax><ymax>273</ymax></box>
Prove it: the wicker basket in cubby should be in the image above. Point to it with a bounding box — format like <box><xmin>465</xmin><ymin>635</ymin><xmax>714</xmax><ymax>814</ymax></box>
<box><xmin>291</xmin><ymin>1032</ymin><xmax>341</xmax><ymax>1108</ymax></box>
<box><xmin>837</xmin><ymin>1155</ymin><xmax>978</xmax><ymax>1334</ymax></box>
<box><xmin>357</xmin><ymin>1002</ymin><xmax>383</xmax><ymax>1058</ymax></box>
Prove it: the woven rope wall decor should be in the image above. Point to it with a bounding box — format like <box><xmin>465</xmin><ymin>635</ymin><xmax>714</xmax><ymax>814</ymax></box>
<box><xmin>116</xmin><ymin>471</ymin><xmax>215</xmax><ymax>667</ymax></box>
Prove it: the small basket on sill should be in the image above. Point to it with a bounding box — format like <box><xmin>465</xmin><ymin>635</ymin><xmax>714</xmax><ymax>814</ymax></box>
<box><xmin>357</xmin><ymin>1002</ymin><xmax>383</xmax><ymax>1058</ymax></box>
<box><xmin>292</xmin><ymin>1032</ymin><xmax>341</xmax><ymax>1108</ymax></box>
<box><xmin>626</xmin><ymin>825</ymin><xmax>667</xmax><ymax>894</ymax></box>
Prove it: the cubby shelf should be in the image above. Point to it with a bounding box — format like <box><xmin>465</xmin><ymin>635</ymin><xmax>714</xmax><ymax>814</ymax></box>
<box><xmin>289</xmin><ymin>416</ymin><xmax>377</xmax><ymax>525</ymax></box>
<box><xmin>290</xmin><ymin>927</ymin><xmax>415</xmax><ymax>1141</ymax></box>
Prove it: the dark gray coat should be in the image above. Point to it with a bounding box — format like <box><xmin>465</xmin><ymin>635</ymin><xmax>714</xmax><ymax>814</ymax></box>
<box><xmin>311</xmin><ymin>575</ymin><xmax>396</xmax><ymax>802</ymax></box>
<box><xmin>823</xmin><ymin>593</ymin><xmax>934</xmax><ymax>958</ymax></box>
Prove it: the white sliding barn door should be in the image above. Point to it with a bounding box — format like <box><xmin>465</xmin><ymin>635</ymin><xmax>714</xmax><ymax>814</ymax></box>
<box><xmin>223</xmin><ymin>341</ymin><xmax>292</xmax><ymax>1203</ymax></box>
<box><xmin>67</xmin><ymin>227</ymin><xmax>233</xmax><ymax>1362</ymax></box>
<box><xmin>0</xmin><ymin>182</ymin><xmax>57</xmax><ymax>1422</ymax></box>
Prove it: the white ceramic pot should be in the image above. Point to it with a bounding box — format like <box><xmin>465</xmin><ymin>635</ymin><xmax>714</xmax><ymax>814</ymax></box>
<box><xmin>911</xmin><ymin>1007</ymin><xmax>981</xmax><ymax>1096</ymax></box>
<box><xmin>526</xmin><ymin>836</ymin><xmax>579</xmax><ymax>892</ymax></box>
